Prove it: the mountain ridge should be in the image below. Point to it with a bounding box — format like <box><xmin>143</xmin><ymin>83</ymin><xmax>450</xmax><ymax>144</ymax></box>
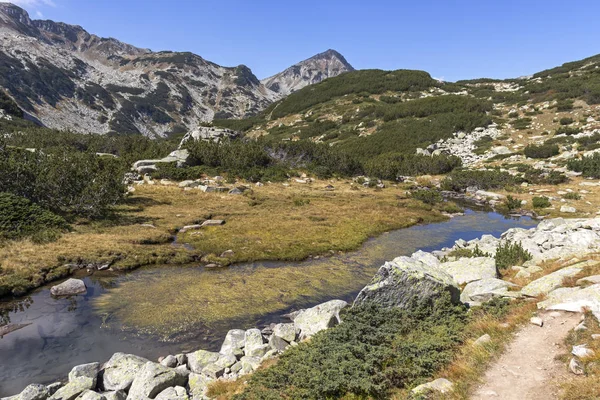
<box><xmin>0</xmin><ymin>3</ymin><xmax>351</xmax><ymax>136</ymax></box>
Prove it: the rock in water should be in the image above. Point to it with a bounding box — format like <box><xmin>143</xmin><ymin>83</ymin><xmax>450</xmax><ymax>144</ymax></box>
<box><xmin>126</xmin><ymin>362</ymin><xmax>186</xmax><ymax>400</ymax></box>
<box><xmin>293</xmin><ymin>300</ymin><xmax>348</xmax><ymax>340</ymax></box>
<box><xmin>50</xmin><ymin>279</ymin><xmax>87</xmax><ymax>296</ymax></box>
<box><xmin>100</xmin><ymin>353</ymin><xmax>149</xmax><ymax>391</ymax></box>
<box><xmin>354</xmin><ymin>256</ymin><xmax>460</xmax><ymax>309</ymax></box>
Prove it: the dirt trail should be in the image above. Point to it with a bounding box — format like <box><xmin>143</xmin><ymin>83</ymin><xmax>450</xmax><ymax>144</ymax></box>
<box><xmin>471</xmin><ymin>310</ymin><xmax>581</xmax><ymax>400</ymax></box>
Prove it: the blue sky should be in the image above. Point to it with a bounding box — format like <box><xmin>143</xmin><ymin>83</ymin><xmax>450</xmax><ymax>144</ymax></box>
<box><xmin>11</xmin><ymin>0</ymin><xmax>600</xmax><ymax>81</ymax></box>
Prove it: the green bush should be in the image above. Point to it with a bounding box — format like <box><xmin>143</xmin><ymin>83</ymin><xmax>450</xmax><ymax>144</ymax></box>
<box><xmin>495</xmin><ymin>241</ymin><xmax>532</xmax><ymax>271</ymax></box>
<box><xmin>235</xmin><ymin>294</ymin><xmax>467</xmax><ymax>400</ymax></box>
<box><xmin>441</xmin><ymin>169</ymin><xmax>515</xmax><ymax>192</ymax></box>
<box><xmin>410</xmin><ymin>189</ymin><xmax>442</xmax><ymax>205</ymax></box>
<box><xmin>524</xmin><ymin>143</ymin><xmax>559</xmax><ymax>159</ymax></box>
<box><xmin>556</xmin><ymin>126</ymin><xmax>581</xmax><ymax>136</ymax></box>
<box><xmin>365</xmin><ymin>153</ymin><xmax>461</xmax><ymax>180</ymax></box>
<box><xmin>564</xmin><ymin>192</ymin><xmax>581</xmax><ymax>200</ymax></box>
<box><xmin>532</xmin><ymin>196</ymin><xmax>551</xmax><ymax>208</ymax></box>
<box><xmin>567</xmin><ymin>153</ymin><xmax>600</xmax><ymax>178</ymax></box>
<box><xmin>0</xmin><ymin>192</ymin><xmax>68</xmax><ymax>242</ymax></box>
<box><xmin>559</xmin><ymin>117</ymin><xmax>574</xmax><ymax>125</ymax></box>
<box><xmin>447</xmin><ymin>244</ymin><xmax>490</xmax><ymax>258</ymax></box>
<box><xmin>512</xmin><ymin>118</ymin><xmax>532</xmax><ymax>130</ymax></box>
<box><xmin>504</xmin><ymin>195</ymin><xmax>522</xmax><ymax>211</ymax></box>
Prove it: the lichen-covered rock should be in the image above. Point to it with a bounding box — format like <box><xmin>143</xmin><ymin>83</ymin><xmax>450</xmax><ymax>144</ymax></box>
<box><xmin>50</xmin><ymin>279</ymin><xmax>87</xmax><ymax>296</ymax></box>
<box><xmin>438</xmin><ymin>257</ymin><xmax>497</xmax><ymax>285</ymax></box>
<box><xmin>293</xmin><ymin>299</ymin><xmax>348</xmax><ymax>340</ymax></box>
<box><xmin>219</xmin><ymin>329</ymin><xmax>245</xmax><ymax>356</ymax></box>
<box><xmin>101</xmin><ymin>391</ymin><xmax>125</xmax><ymax>400</ymax></box>
<box><xmin>243</xmin><ymin>329</ymin><xmax>264</xmax><ymax>357</ymax></box>
<box><xmin>460</xmin><ymin>278</ymin><xmax>519</xmax><ymax>305</ymax></box>
<box><xmin>521</xmin><ymin>264</ymin><xmax>585</xmax><ymax>297</ymax></box>
<box><xmin>272</xmin><ymin>323</ymin><xmax>296</xmax><ymax>343</ymax></box>
<box><xmin>155</xmin><ymin>386</ymin><xmax>188</xmax><ymax>400</ymax></box>
<box><xmin>187</xmin><ymin>373</ymin><xmax>213</xmax><ymax>400</ymax></box>
<box><xmin>69</xmin><ymin>363</ymin><xmax>100</xmax><ymax>383</ymax></box>
<box><xmin>239</xmin><ymin>356</ymin><xmax>261</xmax><ymax>375</ymax></box>
<box><xmin>410</xmin><ymin>250</ymin><xmax>440</xmax><ymax>267</ymax></box>
<box><xmin>100</xmin><ymin>353</ymin><xmax>149</xmax><ymax>391</ymax></box>
<box><xmin>126</xmin><ymin>362</ymin><xmax>187</xmax><ymax>400</ymax></box>
<box><xmin>187</xmin><ymin>350</ymin><xmax>220</xmax><ymax>374</ymax></box>
<box><xmin>76</xmin><ymin>391</ymin><xmax>105</xmax><ymax>400</ymax></box>
<box><xmin>49</xmin><ymin>381</ymin><xmax>94</xmax><ymax>400</ymax></box>
<box><xmin>5</xmin><ymin>384</ymin><xmax>49</xmax><ymax>400</ymax></box>
<box><xmin>411</xmin><ymin>378</ymin><xmax>454</xmax><ymax>395</ymax></box>
<box><xmin>159</xmin><ymin>356</ymin><xmax>177</xmax><ymax>368</ymax></box>
<box><xmin>354</xmin><ymin>257</ymin><xmax>459</xmax><ymax>310</ymax></box>
<box><xmin>268</xmin><ymin>334</ymin><xmax>289</xmax><ymax>352</ymax></box>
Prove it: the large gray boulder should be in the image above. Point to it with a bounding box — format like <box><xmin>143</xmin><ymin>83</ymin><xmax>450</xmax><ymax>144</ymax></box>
<box><xmin>187</xmin><ymin>373</ymin><xmax>213</xmax><ymax>400</ymax></box>
<box><xmin>186</xmin><ymin>350</ymin><xmax>220</xmax><ymax>374</ymax></box>
<box><xmin>293</xmin><ymin>300</ymin><xmax>348</xmax><ymax>340</ymax></box>
<box><xmin>4</xmin><ymin>384</ymin><xmax>49</xmax><ymax>400</ymax></box>
<box><xmin>50</xmin><ymin>363</ymin><xmax>99</xmax><ymax>400</ymax></box>
<box><xmin>538</xmin><ymin>284</ymin><xmax>600</xmax><ymax>320</ymax></box>
<box><xmin>126</xmin><ymin>362</ymin><xmax>187</xmax><ymax>400</ymax></box>
<box><xmin>100</xmin><ymin>353</ymin><xmax>149</xmax><ymax>392</ymax></box>
<box><xmin>272</xmin><ymin>323</ymin><xmax>297</xmax><ymax>343</ymax></box>
<box><xmin>460</xmin><ymin>278</ymin><xmax>519</xmax><ymax>305</ymax></box>
<box><xmin>76</xmin><ymin>391</ymin><xmax>105</xmax><ymax>400</ymax></box>
<box><xmin>219</xmin><ymin>329</ymin><xmax>246</xmax><ymax>356</ymax></box>
<box><xmin>521</xmin><ymin>264</ymin><xmax>585</xmax><ymax>297</ymax></box>
<box><xmin>354</xmin><ymin>257</ymin><xmax>460</xmax><ymax>309</ymax></box>
<box><xmin>178</xmin><ymin>127</ymin><xmax>239</xmax><ymax>148</ymax></box>
<box><xmin>154</xmin><ymin>386</ymin><xmax>188</xmax><ymax>400</ymax></box>
<box><xmin>438</xmin><ymin>257</ymin><xmax>497</xmax><ymax>285</ymax></box>
<box><xmin>50</xmin><ymin>279</ymin><xmax>87</xmax><ymax>296</ymax></box>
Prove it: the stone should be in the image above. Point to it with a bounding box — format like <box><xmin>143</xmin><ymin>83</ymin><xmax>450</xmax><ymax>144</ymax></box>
<box><xmin>537</xmin><ymin>284</ymin><xmax>600</xmax><ymax>320</ymax></box>
<box><xmin>460</xmin><ymin>278</ymin><xmax>519</xmax><ymax>305</ymax></box>
<box><xmin>569</xmin><ymin>357</ymin><xmax>585</xmax><ymax>375</ymax></box>
<box><xmin>411</xmin><ymin>378</ymin><xmax>454</xmax><ymax>395</ymax></box>
<box><xmin>272</xmin><ymin>323</ymin><xmax>296</xmax><ymax>343</ymax></box>
<box><xmin>521</xmin><ymin>265</ymin><xmax>585</xmax><ymax>297</ymax></box>
<box><xmin>473</xmin><ymin>334</ymin><xmax>492</xmax><ymax>346</ymax></box>
<box><xmin>50</xmin><ymin>381</ymin><xmax>95</xmax><ymax>400</ymax></box>
<box><xmin>187</xmin><ymin>373</ymin><xmax>213</xmax><ymax>400</ymax></box>
<box><xmin>293</xmin><ymin>300</ymin><xmax>348</xmax><ymax>340</ymax></box>
<box><xmin>187</xmin><ymin>350</ymin><xmax>220</xmax><ymax>374</ymax></box>
<box><xmin>175</xmin><ymin>354</ymin><xmax>187</xmax><ymax>367</ymax></box>
<box><xmin>572</xmin><ymin>344</ymin><xmax>595</xmax><ymax>359</ymax></box>
<box><xmin>155</xmin><ymin>387</ymin><xmax>188</xmax><ymax>400</ymax></box>
<box><xmin>159</xmin><ymin>355</ymin><xmax>177</xmax><ymax>368</ymax></box>
<box><xmin>76</xmin><ymin>391</ymin><xmax>105</xmax><ymax>400</ymax></box>
<box><xmin>50</xmin><ymin>279</ymin><xmax>87</xmax><ymax>296</ymax></box>
<box><xmin>530</xmin><ymin>317</ymin><xmax>544</xmax><ymax>327</ymax></box>
<box><xmin>268</xmin><ymin>334</ymin><xmax>289</xmax><ymax>352</ymax></box>
<box><xmin>354</xmin><ymin>257</ymin><xmax>459</xmax><ymax>311</ymax></box>
<box><xmin>220</xmin><ymin>250</ymin><xmax>235</xmax><ymax>258</ymax></box>
<box><xmin>492</xmin><ymin>146</ymin><xmax>511</xmax><ymax>155</ymax></box>
<box><xmin>47</xmin><ymin>384</ymin><xmax>62</xmax><ymax>397</ymax></box>
<box><xmin>219</xmin><ymin>329</ymin><xmax>246</xmax><ymax>356</ymax></box>
<box><xmin>410</xmin><ymin>250</ymin><xmax>441</xmax><ymax>267</ymax></box>
<box><xmin>178</xmin><ymin>180</ymin><xmax>197</xmax><ymax>188</ymax></box>
<box><xmin>7</xmin><ymin>384</ymin><xmax>49</xmax><ymax>400</ymax></box>
<box><xmin>239</xmin><ymin>356</ymin><xmax>261</xmax><ymax>375</ymax></box>
<box><xmin>126</xmin><ymin>362</ymin><xmax>187</xmax><ymax>400</ymax></box>
<box><xmin>200</xmin><ymin>220</ymin><xmax>225</xmax><ymax>227</ymax></box>
<box><xmin>438</xmin><ymin>257</ymin><xmax>497</xmax><ymax>285</ymax></box>
<box><xmin>101</xmin><ymin>392</ymin><xmax>125</xmax><ymax>400</ymax></box>
<box><xmin>101</xmin><ymin>353</ymin><xmax>149</xmax><ymax>392</ymax></box>
<box><xmin>244</xmin><ymin>329</ymin><xmax>266</xmax><ymax>357</ymax></box>
<box><xmin>576</xmin><ymin>275</ymin><xmax>600</xmax><ymax>285</ymax></box>
<box><xmin>69</xmin><ymin>363</ymin><xmax>100</xmax><ymax>383</ymax></box>
<box><xmin>560</xmin><ymin>206</ymin><xmax>577</xmax><ymax>213</ymax></box>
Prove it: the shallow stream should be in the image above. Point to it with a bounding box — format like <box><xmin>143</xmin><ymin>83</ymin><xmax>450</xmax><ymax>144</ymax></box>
<box><xmin>0</xmin><ymin>209</ymin><xmax>538</xmax><ymax>396</ymax></box>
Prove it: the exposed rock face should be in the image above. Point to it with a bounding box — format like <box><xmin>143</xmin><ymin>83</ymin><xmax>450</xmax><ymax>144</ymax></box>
<box><xmin>353</xmin><ymin>255</ymin><xmax>460</xmax><ymax>309</ymax></box>
<box><xmin>0</xmin><ymin>4</ymin><xmax>350</xmax><ymax>136</ymax></box>
<box><xmin>261</xmin><ymin>49</ymin><xmax>354</xmax><ymax>98</ymax></box>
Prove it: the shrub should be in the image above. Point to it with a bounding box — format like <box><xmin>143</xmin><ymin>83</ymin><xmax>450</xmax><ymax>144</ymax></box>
<box><xmin>556</xmin><ymin>126</ymin><xmax>581</xmax><ymax>136</ymax></box>
<box><xmin>567</xmin><ymin>153</ymin><xmax>600</xmax><ymax>178</ymax></box>
<box><xmin>495</xmin><ymin>241</ymin><xmax>532</xmax><ymax>271</ymax></box>
<box><xmin>448</xmin><ymin>244</ymin><xmax>490</xmax><ymax>258</ymax></box>
<box><xmin>559</xmin><ymin>117</ymin><xmax>574</xmax><ymax>125</ymax></box>
<box><xmin>441</xmin><ymin>169</ymin><xmax>515</xmax><ymax>192</ymax></box>
<box><xmin>524</xmin><ymin>143</ymin><xmax>559</xmax><ymax>159</ymax></box>
<box><xmin>410</xmin><ymin>189</ymin><xmax>442</xmax><ymax>205</ymax></box>
<box><xmin>504</xmin><ymin>195</ymin><xmax>522</xmax><ymax>211</ymax></box>
<box><xmin>0</xmin><ymin>192</ymin><xmax>68</xmax><ymax>242</ymax></box>
<box><xmin>532</xmin><ymin>196</ymin><xmax>551</xmax><ymax>208</ymax></box>
<box><xmin>365</xmin><ymin>153</ymin><xmax>461</xmax><ymax>180</ymax></box>
<box><xmin>235</xmin><ymin>294</ymin><xmax>467</xmax><ymax>399</ymax></box>
<box><xmin>564</xmin><ymin>192</ymin><xmax>581</xmax><ymax>200</ymax></box>
<box><xmin>512</xmin><ymin>118</ymin><xmax>532</xmax><ymax>130</ymax></box>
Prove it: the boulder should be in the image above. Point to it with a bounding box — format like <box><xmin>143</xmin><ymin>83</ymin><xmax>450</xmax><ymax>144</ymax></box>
<box><xmin>76</xmin><ymin>391</ymin><xmax>105</xmax><ymax>400</ymax></box>
<box><xmin>187</xmin><ymin>350</ymin><xmax>220</xmax><ymax>374</ymax></box>
<box><xmin>239</xmin><ymin>356</ymin><xmax>261</xmax><ymax>375</ymax></box>
<box><xmin>6</xmin><ymin>384</ymin><xmax>49</xmax><ymax>400</ymax></box>
<box><xmin>410</xmin><ymin>250</ymin><xmax>440</xmax><ymax>267</ymax></box>
<box><xmin>577</xmin><ymin>275</ymin><xmax>600</xmax><ymax>285</ymax></box>
<box><xmin>154</xmin><ymin>386</ymin><xmax>188</xmax><ymax>400</ymax></box>
<box><xmin>411</xmin><ymin>378</ymin><xmax>454</xmax><ymax>395</ymax></box>
<box><xmin>438</xmin><ymin>257</ymin><xmax>497</xmax><ymax>285</ymax></box>
<box><xmin>50</xmin><ymin>279</ymin><xmax>87</xmax><ymax>296</ymax></box>
<box><xmin>354</xmin><ymin>257</ymin><xmax>460</xmax><ymax>310</ymax></box>
<box><xmin>473</xmin><ymin>334</ymin><xmax>492</xmax><ymax>346</ymax></box>
<box><xmin>100</xmin><ymin>353</ymin><xmax>149</xmax><ymax>392</ymax></box>
<box><xmin>460</xmin><ymin>278</ymin><xmax>519</xmax><ymax>305</ymax></box>
<box><xmin>244</xmin><ymin>329</ymin><xmax>266</xmax><ymax>357</ymax></box>
<box><xmin>126</xmin><ymin>362</ymin><xmax>187</xmax><ymax>400</ymax></box>
<box><xmin>101</xmin><ymin>392</ymin><xmax>125</xmax><ymax>400</ymax></box>
<box><xmin>537</xmin><ymin>284</ymin><xmax>600</xmax><ymax>320</ymax></box>
<box><xmin>200</xmin><ymin>220</ymin><xmax>225</xmax><ymax>227</ymax></box>
<box><xmin>293</xmin><ymin>300</ymin><xmax>348</xmax><ymax>340</ymax></box>
<box><xmin>569</xmin><ymin>357</ymin><xmax>585</xmax><ymax>375</ymax></box>
<box><xmin>187</xmin><ymin>373</ymin><xmax>213</xmax><ymax>400</ymax></box>
<box><xmin>521</xmin><ymin>265</ymin><xmax>585</xmax><ymax>297</ymax></box>
<box><xmin>159</xmin><ymin>355</ymin><xmax>177</xmax><ymax>368</ymax></box>
<box><xmin>560</xmin><ymin>206</ymin><xmax>577</xmax><ymax>213</ymax></box>
<box><xmin>268</xmin><ymin>334</ymin><xmax>289</xmax><ymax>352</ymax></box>
<box><xmin>219</xmin><ymin>329</ymin><xmax>246</xmax><ymax>356</ymax></box>
<box><xmin>69</xmin><ymin>363</ymin><xmax>100</xmax><ymax>383</ymax></box>
<box><xmin>272</xmin><ymin>323</ymin><xmax>296</xmax><ymax>343</ymax></box>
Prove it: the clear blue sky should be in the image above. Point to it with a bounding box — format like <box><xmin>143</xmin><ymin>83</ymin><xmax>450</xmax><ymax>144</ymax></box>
<box><xmin>12</xmin><ymin>0</ymin><xmax>600</xmax><ymax>81</ymax></box>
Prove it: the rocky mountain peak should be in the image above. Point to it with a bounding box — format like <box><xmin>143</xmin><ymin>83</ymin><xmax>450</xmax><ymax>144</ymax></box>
<box><xmin>261</xmin><ymin>48</ymin><xmax>354</xmax><ymax>97</ymax></box>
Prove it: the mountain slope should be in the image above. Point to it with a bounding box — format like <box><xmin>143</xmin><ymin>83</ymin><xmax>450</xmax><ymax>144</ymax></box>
<box><xmin>261</xmin><ymin>49</ymin><xmax>354</xmax><ymax>97</ymax></box>
<box><xmin>0</xmin><ymin>3</ymin><xmax>350</xmax><ymax>137</ymax></box>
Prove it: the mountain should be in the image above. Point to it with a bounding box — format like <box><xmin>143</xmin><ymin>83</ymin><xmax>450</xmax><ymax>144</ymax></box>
<box><xmin>261</xmin><ymin>49</ymin><xmax>354</xmax><ymax>97</ymax></box>
<box><xmin>0</xmin><ymin>3</ymin><xmax>349</xmax><ymax>137</ymax></box>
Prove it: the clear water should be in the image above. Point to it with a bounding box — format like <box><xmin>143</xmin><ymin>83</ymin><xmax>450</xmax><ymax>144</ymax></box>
<box><xmin>0</xmin><ymin>209</ymin><xmax>538</xmax><ymax>396</ymax></box>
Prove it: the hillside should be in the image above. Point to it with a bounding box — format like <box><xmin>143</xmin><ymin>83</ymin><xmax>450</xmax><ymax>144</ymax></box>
<box><xmin>0</xmin><ymin>3</ymin><xmax>350</xmax><ymax>137</ymax></box>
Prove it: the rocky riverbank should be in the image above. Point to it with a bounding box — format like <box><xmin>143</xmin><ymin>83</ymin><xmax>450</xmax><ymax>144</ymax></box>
<box><xmin>5</xmin><ymin>217</ymin><xmax>600</xmax><ymax>400</ymax></box>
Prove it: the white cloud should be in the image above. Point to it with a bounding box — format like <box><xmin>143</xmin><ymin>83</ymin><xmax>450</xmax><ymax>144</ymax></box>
<box><xmin>35</xmin><ymin>10</ymin><xmax>44</xmax><ymax>18</ymax></box>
